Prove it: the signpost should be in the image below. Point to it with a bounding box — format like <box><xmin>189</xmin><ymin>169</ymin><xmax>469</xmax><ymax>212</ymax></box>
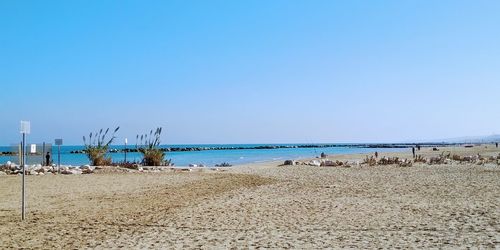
<box><xmin>124</xmin><ymin>138</ymin><xmax>128</xmax><ymax>163</ymax></box>
<box><xmin>20</xmin><ymin>121</ymin><xmax>30</xmax><ymax>221</ymax></box>
<box><xmin>55</xmin><ymin>139</ymin><xmax>63</xmax><ymax>173</ymax></box>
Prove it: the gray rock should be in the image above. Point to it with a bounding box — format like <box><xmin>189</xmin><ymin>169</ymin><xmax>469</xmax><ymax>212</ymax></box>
<box><xmin>61</xmin><ymin>169</ymin><xmax>78</xmax><ymax>175</ymax></box>
<box><xmin>322</xmin><ymin>160</ymin><xmax>337</xmax><ymax>167</ymax></box>
<box><xmin>308</xmin><ymin>160</ymin><xmax>321</xmax><ymax>167</ymax></box>
<box><xmin>82</xmin><ymin>168</ymin><xmax>93</xmax><ymax>174</ymax></box>
<box><xmin>283</xmin><ymin>160</ymin><xmax>295</xmax><ymax>166</ymax></box>
<box><xmin>79</xmin><ymin>165</ymin><xmax>91</xmax><ymax>170</ymax></box>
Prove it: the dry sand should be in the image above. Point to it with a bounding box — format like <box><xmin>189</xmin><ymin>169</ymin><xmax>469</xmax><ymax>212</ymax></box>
<box><xmin>1</xmin><ymin>145</ymin><xmax>499</xmax><ymax>249</ymax></box>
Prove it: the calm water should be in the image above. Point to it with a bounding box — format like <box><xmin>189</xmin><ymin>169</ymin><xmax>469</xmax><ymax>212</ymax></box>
<box><xmin>0</xmin><ymin>144</ymin><xmax>406</xmax><ymax>166</ymax></box>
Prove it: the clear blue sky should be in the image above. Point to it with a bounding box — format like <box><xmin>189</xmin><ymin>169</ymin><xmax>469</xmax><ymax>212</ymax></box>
<box><xmin>1</xmin><ymin>0</ymin><xmax>499</xmax><ymax>145</ymax></box>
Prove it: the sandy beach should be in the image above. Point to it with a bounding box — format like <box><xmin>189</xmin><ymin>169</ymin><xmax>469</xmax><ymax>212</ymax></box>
<box><xmin>1</xmin><ymin>145</ymin><xmax>499</xmax><ymax>249</ymax></box>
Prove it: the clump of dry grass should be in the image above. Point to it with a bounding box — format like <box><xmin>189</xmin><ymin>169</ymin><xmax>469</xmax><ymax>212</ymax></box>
<box><xmin>428</xmin><ymin>152</ymin><xmax>451</xmax><ymax>165</ymax></box>
<box><xmin>136</xmin><ymin>127</ymin><xmax>169</xmax><ymax>166</ymax></box>
<box><xmin>398</xmin><ymin>159</ymin><xmax>413</xmax><ymax>167</ymax></box>
<box><xmin>452</xmin><ymin>154</ymin><xmax>475</xmax><ymax>163</ymax></box>
<box><xmin>378</xmin><ymin>157</ymin><xmax>401</xmax><ymax>165</ymax></box>
<box><xmin>83</xmin><ymin>127</ymin><xmax>120</xmax><ymax>166</ymax></box>
<box><xmin>321</xmin><ymin>160</ymin><xmax>350</xmax><ymax>167</ymax></box>
<box><xmin>361</xmin><ymin>156</ymin><xmax>411</xmax><ymax>167</ymax></box>
<box><xmin>413</xmin><ymin>155</ymin><xmax>427</xmax><ymax>163</ymax></box>
<box><xmin>363</xmin><ymin>156</ymin><xmax>377</xmax><ymax>166</ymax></box>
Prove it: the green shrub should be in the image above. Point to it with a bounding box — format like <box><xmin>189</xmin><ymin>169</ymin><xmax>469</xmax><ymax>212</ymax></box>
<box><xmin>83</xmin><ymin>127</ymin><xmax>119</xmax><ymax>166</ymax></box>
<box><xmin>137</xmin><ymin>127</ymin><xmax>166</xmax><ymax>166</ymax></box>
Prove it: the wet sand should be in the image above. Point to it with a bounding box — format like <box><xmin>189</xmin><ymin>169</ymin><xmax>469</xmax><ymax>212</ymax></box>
<box><xmin>1</xmin><ymin>145</ymin><xmax>499</xmax><ymax>248</ymax></box>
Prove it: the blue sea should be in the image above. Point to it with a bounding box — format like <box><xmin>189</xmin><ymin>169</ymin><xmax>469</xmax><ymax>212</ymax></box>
<box><xmin>0</xmin><ymin>144</ymin><xmax>406</xmax><ymax>166</ymax></box>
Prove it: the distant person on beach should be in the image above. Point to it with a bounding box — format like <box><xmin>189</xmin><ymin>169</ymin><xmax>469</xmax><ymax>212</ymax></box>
<box><xmin>417</xmin><ymin>145</ymin><xmax>421</xmax><ymax>151</ymax></box>
<box><xmin>496</xmin><ymin>143</ymin><xmax>498</xmax><ymax>148</ymax></box>
<box><xmin>375</xmin><ymin>152</ymin><xmax>378</xmax><ymax>158</ymax></box>
<box><xmin>412</xmin><ymin>147</ymin><xmax>416</xmax><ymax>158</ymax></box>
<box><xmin>45</xmin><ymin>152</ymin><xmax>51</xmax><ymax>166</ymax></box>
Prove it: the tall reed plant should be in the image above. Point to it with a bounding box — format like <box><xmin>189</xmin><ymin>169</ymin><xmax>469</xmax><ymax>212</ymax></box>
<box><xmin>136</xmin><ymin>127</ymin><xmax>166</xmax><ymax>166</ymax></box>
<box><xmin>83</xmin><ymin>127</ymin><xmax>120</xmax><ymax>166</ymax></box>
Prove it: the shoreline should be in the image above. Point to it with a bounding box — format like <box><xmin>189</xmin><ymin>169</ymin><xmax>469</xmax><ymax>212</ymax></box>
<box><xmin>0</xmin><ymin>142</ymin><xmax>476</xmax><ymax>156</ymax></box>
<box><xmin>1</xmin><ymin>144</ymin><xmax>499</xmax><ymax>248</ymax></box>
<box><xmin>3</xmin><ymin>142</ymin><xmax>495</xmax><ymax>167</ymax></box>
<box><xmin>0</xmin><ymin>144</ymin><xmax>409</xmax><ymax>168</ymax></box>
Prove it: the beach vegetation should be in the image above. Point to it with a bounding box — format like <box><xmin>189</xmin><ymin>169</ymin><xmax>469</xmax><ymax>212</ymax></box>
<box><xmin>413</xmin><ymin>155</ymin><xmax>427</xmax><ymax>163</ymax></box>
<box><xmin>83</xmin><ymin>127</ymin><xmax>120</xmax><ymax>166</ymax></box>
<box><xmin>136</xmin><ymin>127</ymin><xmax>169</xmax><ymax>166</ymax></box>
<box><xmin>428</xmin><ymin>152</ymin><xmax>450</xmax><ymax>165</ymax></box>
<box><xmin>398</xmin><ymin>159</ymin><xmax>413</xmax><ymax>167</ymax></box>
<box><xmin>215</xmin><ymin>162</ymin><xmax>232</xmax><ymax>167</ymax></box>
<box><xmin>362</xmin><ymin>155</ymin><xmax>377</xmax><ymax>166</ymax></box>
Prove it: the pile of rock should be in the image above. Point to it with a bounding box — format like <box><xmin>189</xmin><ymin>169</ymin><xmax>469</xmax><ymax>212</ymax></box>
<box><xmin>59</xmin><ymin>165</ymin><xmax>95</xmax><ymax>175</ymax></box>
<box><xmin>0</xmin><ymin>161</ymin><xmax>229</xmax><ymax>176</ymax></box>
<box><xmin>282</xmin><ymin>160</ymin><xmax>297</xmax><ymax>166</ymax></box>
<box><xmin>282</xmin><ymin>159</ymin><xmax>353</xmax><ymax>168</ymax></box>
<box><xmin>321</xmin><ymin>160</ymin><xmax>351</xmax><ymax>168</ymax></box>
<box><xmin>0</xmin><ymin>161</ymin><xmax>98</xmax><ymax>175</ymax></box>
<box><xmin>188</xmin><ymin>164</ymin><xmax>207</xmax><ymax>168</ymax></box>
<box><xmin>360</xmin><ymin>152</ymin><xmax>500</xmax><ymax>167</ymax></box>
<box><xmin>141</xmin><ymin>166</ymin><xmax>171</xmax><ymax>172</ymax></box>
<box><xmin>0</xmin><ymin>161</ymin><xmax>57</xmax><ymax>175</ymax></box>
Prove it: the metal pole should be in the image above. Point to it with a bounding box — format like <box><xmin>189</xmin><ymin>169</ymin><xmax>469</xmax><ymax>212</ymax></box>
<box><xmin>18</xmin><ymin>143</ymin><xmax>21</xmax><ymax>166</ymax></box>
<box><xmin>42</xmin><ymin>142</ymin><xmax>45</xmax><ymax>166</ymax></box>
<box><xmin>58</xmin><ymin>145</ymin><xmax>61</xmax><ymax>172</ymax></box>
<box><xmin>21</xmin><ymin>133</ymin><xmax>26</xmax><ymax>221</ymax></box>
<box><xmin>124</xmin><ymin>142</ymin><xmax>127</xmax><ymax>163</ymax></box>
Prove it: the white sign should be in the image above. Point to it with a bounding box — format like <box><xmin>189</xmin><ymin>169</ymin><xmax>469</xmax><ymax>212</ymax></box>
<box><xmin>20</xmin><ymin>121</ymin><xmax>30</xmax><ymax>134</ymax></box>
<box><xmin>30</xmin><ymin>144</ymin><xmax>36</xmax><ymax>154</ymax></box>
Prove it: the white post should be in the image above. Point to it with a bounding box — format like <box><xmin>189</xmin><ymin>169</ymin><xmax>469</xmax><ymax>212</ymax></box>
<box><xmin>21</xmin><ymin>133</ymin><xmax>25</xmax><ymax>221</ymax></box>
<box><xmin>20</xmin><ymin>121</ymin><xmax>30</xmax><ymax>221</ymax></box>
<box><xmin>124</xmin><ymin>138</ymin><xmax>128</xmax><ymax>163</ymax></box>
<box><xmin>55</xmin><ymin>139</ymin><xmax>63</xmax><ymax>173</ymax></box>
